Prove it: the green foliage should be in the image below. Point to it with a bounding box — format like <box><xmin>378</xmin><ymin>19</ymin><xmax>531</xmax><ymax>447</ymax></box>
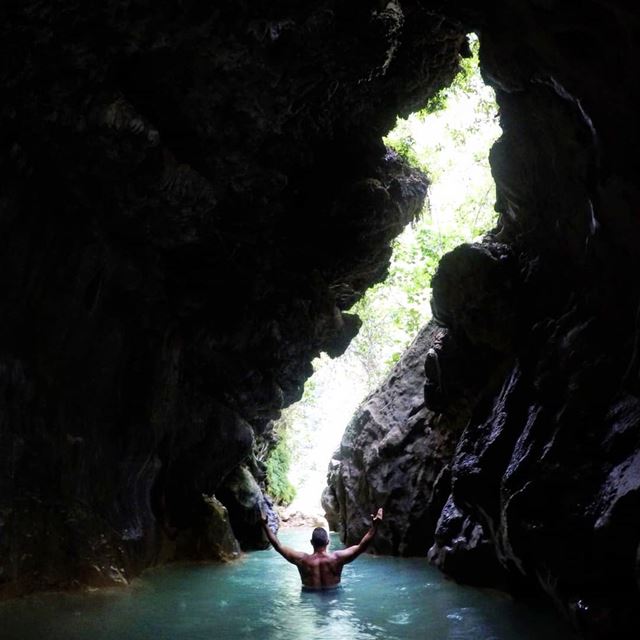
<box><xmin>368</xmin><ymin>32</ymin><xmax>500</xmax><ymax>374</ymax></box>
<box><xmin>420</xmin><ymin>40</ymin><xmax>476</xmax><ymax>115</ymax></box>
<box><xmin>269</xmin><ymin>34</ymin><xmax>502</xmax><ymax>505</ymax></box>
<box><xmin>265</xmin><ymin>432</ymin><xmax>296</xmax><ymax>506</ymax></box>
<box><xmin>423</xmin><ymin>90</ymin><xmax>448</xmax><ymax>114</ymax></box>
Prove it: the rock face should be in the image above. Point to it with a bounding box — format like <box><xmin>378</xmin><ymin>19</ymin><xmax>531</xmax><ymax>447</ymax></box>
<box><xmin>324</xmin><ymin>280</ymin><xmax>514</xmax><ymax>583</ymax></box>
<box><xmin>0</xmin><ymin>1</ymin><xmax>462</xmax><ymax>597</ymax></box>
<box><xmin>326</xmin><ymin>2</ymin><xmax>640</xmax><ymax>638</ymax></box>
<box><xmin>322</xmin><ymin>323</ymin><xmax>469</xmax><ymax>557</ymax></box>
<box><xmin>2</xmin><ymin>1</ymin><xmax>640</xmax><ymax>638</ymax></box>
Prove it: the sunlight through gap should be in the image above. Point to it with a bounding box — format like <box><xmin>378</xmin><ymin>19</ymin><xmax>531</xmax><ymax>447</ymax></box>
<box><xmin>267</xmin><ymin>34</ymin><xmax>502</xmax><ymax>520</ymax></box>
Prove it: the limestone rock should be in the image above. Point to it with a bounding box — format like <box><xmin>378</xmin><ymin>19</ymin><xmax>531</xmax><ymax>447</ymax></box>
<box><xmin>427</xmin><ymin>495</ymin><xmax>508</xmax><ymax>588</ymax></box>
<box><xmin>2</xmin><ymin>1</ymin><xmax>640</xmax><ymax>637</ymax></box>
<box><xmin>431</xmin><ymin>242</ymin><xmax>518</xmax><ymax>352</ymax></box>
<box><xmin>202</xmin><ymin>495</ymin><xmax>242</xmax><ymax>562</ymax></box>
<box><xmin>1</xmin><ymin>0</ymin><xmax>459</xmax><ymax>596</ymax></box>
<box><xmin>324</xmin><ymin>323</ymin><xmax>468</xmax><ymax>556</ymax></box>
<box><xmin>218</xmin><ymin>465</ymin><xmax>276</xmax><ymax>550</ymax></box>
<box><xmin>324</xmin><ymin>2</ymin><xmax>640</xmax><ymax>637</ymax></box>
<box><xmin>162</xmin><ymin>494</ymin><xmax>241</xmax><ymax>563</ymax></box>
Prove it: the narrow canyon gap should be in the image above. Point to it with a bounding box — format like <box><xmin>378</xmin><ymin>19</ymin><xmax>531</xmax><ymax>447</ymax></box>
<box><xmin>1</xmin><ymin>2</ymin><xmax>639</xmax><ymax>638</ymax></box>
<box><xmin>281</xmin><ymin>37</ymin><xmax>500</xmax><ymax>518</ymax></box>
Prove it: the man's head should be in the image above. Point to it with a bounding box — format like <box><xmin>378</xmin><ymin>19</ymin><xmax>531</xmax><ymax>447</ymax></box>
<box><xmin>310</xmin><ymin>527</ymin><xmax>329</xmax><ymax>550</ymax></box>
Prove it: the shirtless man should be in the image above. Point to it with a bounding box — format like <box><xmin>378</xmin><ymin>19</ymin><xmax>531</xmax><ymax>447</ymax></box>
<box><xmin>260</xmin><ymin>508</ymin><xmax>384</xmax><ymax>590</ymax></box>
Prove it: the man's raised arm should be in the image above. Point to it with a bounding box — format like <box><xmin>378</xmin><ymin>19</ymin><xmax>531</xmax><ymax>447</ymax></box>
<box><xmin>260</xmin><ymin>510</ymin><xmax>304</xmax><ymax>565</ymax></box>
<box><xmin>334</xmin><ymin>508</ymin><xmax>383</xmax><ymax>565</ymax></box>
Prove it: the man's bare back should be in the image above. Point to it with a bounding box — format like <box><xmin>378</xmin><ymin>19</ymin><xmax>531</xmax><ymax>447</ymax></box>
<box><xmin>260</xmin><ymin>508</ymin><xmax>384</xmax><ymax>589</ymax></box>
<box><xmin>294</xmin><ymin>549</ymin><xmax>344</xmax><ymax>589</ymax></box>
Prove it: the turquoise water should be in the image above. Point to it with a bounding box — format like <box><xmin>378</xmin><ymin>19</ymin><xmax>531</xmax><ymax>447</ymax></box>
<box><xmin>0</xmin><ymin>530</ymin><xmax>575</xmax><ymax>639</ymax></box>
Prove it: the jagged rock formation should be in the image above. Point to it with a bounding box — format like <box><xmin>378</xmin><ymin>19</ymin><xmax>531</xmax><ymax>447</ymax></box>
<box><xmin>324</xmin><ymin>244</ymin><xmax>519</xmax><ymax>584</ymax></box>
<box><xmin>326</xmin><ymin>2</ymin><xmax>640</xmax><ymax>638</ymax></box>
<box><xmin>2</xmin><ymin>1</ymin><xmax>640</xmax><ymax>638</ymax></box>
<box><xmin>322</xmin><ymin>323</ymin><xmax>465</xmax><ymax>557</ymax></box>
<box><xmin>0</xmin><ymin>1</ymin><xmax>462</xmax><ymax>598</ymax></box>
<box><xmin>323</xmin><ymin>316</ymin><xmax>510</xmax><ymax>583</ymax></box>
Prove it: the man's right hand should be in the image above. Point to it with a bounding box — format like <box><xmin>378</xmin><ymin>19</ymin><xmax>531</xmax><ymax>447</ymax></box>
<box><xmin>371</xmin><ymin>507</ymin><xmax>383</xmax><ymax>524</ymax></box>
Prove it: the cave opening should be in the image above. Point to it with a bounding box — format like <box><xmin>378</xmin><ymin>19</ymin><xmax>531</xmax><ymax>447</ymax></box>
<box><xmin>264</xmin><ymin>34</ymin><xmax>502</xmax><ymax>523</ymax></box>
<box><xmin>3</xmin><ymin>0</ymin><xmax>639</xmax><ymax>634</ymax></box>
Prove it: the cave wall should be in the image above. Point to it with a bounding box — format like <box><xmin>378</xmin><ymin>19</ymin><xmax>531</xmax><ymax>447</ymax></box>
<box><xmin>0</xmin><ymin>1</ymin><xmax>465</xmax><ymax>596</ymax></box>
<box><xmin>325</xmin><ymin>1</ymin><xmax>640</xmax><ymax>637</ymax></box>
<box><xmin>2</xmin><ymin>0</ymin><xmax>640</xmax><ymax>636</ymax></box>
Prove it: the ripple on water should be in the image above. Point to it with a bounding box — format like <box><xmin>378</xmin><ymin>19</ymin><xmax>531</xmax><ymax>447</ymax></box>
<box><xmin>388</xmin><ymin>611</ymin><xmax>411</xmax><ymax>625</ymax></box>
<box><xmin>0</xmin><ymin>530</ymin><xmax>575</xmax><ymax>640</ymax></box>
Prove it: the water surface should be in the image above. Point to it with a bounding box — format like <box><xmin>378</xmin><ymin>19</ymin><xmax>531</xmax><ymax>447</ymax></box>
<box><xmin>0</xmin><ymin>530</ymin><xmax>575</xmax><ymax>639</ymax></box>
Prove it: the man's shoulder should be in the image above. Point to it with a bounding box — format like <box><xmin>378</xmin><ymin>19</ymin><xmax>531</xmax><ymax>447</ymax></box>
<box><xmin>295</xmin><ymin>551</ymin><xmax>312</xmax><ymax>563</ymax></box>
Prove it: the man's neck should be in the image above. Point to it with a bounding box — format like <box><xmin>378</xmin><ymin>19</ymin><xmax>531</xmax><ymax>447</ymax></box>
<box><xmin>312</xmin><ymin>546</ymin><xmax>328</xmax><ymax>555</ymax></box>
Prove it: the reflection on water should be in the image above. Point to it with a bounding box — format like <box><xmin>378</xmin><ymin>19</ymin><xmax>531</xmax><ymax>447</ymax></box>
<box><xmin>0</xmin><ymin>530</ymin><xmax>575</xmax><ymax>639</ymax></box>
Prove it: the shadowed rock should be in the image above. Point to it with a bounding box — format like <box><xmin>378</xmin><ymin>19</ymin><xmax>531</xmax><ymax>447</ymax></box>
<box><xmin>325</xmin><ymin>3</ymin><xmax>640</xmax><ymax>637</ymax></box>
<box><xmin>323</xmin><ymin>322</ymin><xmax>470</xmax><ymax>556</ymax></box>
<box><xmin>0</xmin><ymin>0</ymin><xmax>461</xmax><ymax>596</ymax></box>
<box><xmin>2</xmin><ymin>1</ymin><xmax>640</xmax><ymax>637</ymax></box>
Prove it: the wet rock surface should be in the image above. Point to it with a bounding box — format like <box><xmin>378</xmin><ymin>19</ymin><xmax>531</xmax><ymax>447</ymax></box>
<box><xmin>323</xmin><ymin>323</ymin><xmax>469</xmax><ymax>557</ymax></box>
<box><xmin>325</xmin><ymin>2</ymin><xmax>640</xmax><ymax>637</ymax></box>
<box><xmin>0</xmin><ymin>0</ymin><xmax>461</xmax><ymax>597</ymax></box>
<box><xmin>2</xmin><ymin>1</ymin><xmax>640</xmax><ymax>638</ymax></box>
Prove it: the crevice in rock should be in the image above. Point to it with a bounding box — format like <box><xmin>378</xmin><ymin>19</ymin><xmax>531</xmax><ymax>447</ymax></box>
<box><xmin>2</xmin><ymin>3</ymin><xmax>640</xmax><ymax>637</ymax></box>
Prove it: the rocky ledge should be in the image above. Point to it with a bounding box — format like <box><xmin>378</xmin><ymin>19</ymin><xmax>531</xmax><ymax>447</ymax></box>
<box><xmin>325</xmin><ymin>2</ymin><xmax>640</xmax><ymax>638</ymax></box>
<box><xmin>1</xmin><ymin>1</ymin><xmax>640</xmax><ymax>638</ymax></box>
<box><xmin>0</xmin><ymin>1</ymin><xmax>463</xmax><ymax>597</ymax></box>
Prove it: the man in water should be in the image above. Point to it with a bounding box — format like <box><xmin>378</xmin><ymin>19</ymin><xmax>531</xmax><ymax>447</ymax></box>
<box><xmin>260</xmin><ymin>507</ymin><xmax>384</xmax><ymax>590</ymax></box>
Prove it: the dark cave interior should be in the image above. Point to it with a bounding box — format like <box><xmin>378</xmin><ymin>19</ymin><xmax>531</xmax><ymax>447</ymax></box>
<box><xmin>1</xmin><ymin>2</ymin><xmax>640</xmax><ymax>637</ymax></box>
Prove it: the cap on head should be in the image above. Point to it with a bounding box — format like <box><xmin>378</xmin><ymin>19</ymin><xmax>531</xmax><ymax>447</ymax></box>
<box><xmin>311</xmin><ymin>527</ymin><xmax>329</xmax><ymax>549</ymax></box>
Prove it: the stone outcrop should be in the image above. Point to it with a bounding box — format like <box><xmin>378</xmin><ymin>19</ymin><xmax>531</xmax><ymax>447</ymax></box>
<box><xmin>0</xmin><ymin>1</ymin><xmax>463</xmax><ymax>597</ymax></box>
<box><xmin>324</xmin><ymin>284</ymin><xmax>513</xmax><ymax>583</ymax></box>
<box><xmin>2</xmin><ymin>1</ymin><xmax>640</xmax><ymax>637</ymax></box>
<box><xmin>322</xmin><ymin>323</ymin><xmax>469</xmax><ymax>557</ymax></box>
<box><xmin>326</xmin><ymin>2</ymin><xmax>640</xmax><ymax>638</ymax></box>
